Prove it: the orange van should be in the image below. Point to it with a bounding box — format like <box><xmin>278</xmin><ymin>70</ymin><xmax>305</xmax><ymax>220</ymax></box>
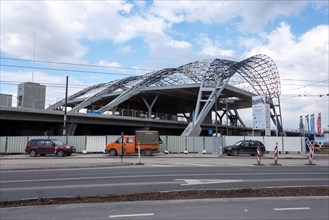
<box><xmin>105</xmin><ymin>131</ymin><xmax>161</xmax><ymax>156</ymax></box>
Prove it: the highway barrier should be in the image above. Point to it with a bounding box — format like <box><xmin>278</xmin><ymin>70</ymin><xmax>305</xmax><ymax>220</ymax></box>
<box><xmin>254</xmin><ymin>146</ymin><xmax>264</xmax><ymax>166</ymax></box>
<box><xmin>271</xmin><ymin>141</ymin><xmax>281</xmax><ymax>166</ymax></box>
<box><xmin>305</xmin><ymin>140</ymin><xmax>316</xmax><ymax>166</ymax></box>
<box><xmin>0</xmin><ymin>135</ymin><xmax>306</xmax><ymax>154</ymax></box>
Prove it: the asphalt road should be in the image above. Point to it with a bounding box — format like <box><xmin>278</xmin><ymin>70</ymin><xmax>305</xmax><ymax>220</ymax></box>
<box><xmin>1</xmin><ymin>196</ymin><xmax>328</xmax><ymax>220</ymax></box>
<box><xmin>1</xmin><ymin>165</ymin><xmax>328</xmax><ymax>201</ymax></box>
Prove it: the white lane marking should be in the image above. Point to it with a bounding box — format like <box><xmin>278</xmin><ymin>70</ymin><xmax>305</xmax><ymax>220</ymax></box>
<box><xmin>0</xmin><ymin>181</ymin><xmax>180</xmax><ymax>192</ymax></box>
<box><xmin>149</xmin><ymin>163</ymin><xmax>215</xmax><ymax>167</ymax></box>
<box><xmin>175</xmin><ymin>179</ymin><xmax>242</xmax><ymax>186</ymax></box>
<box><xmin>0</xmin><ymin>176</ymin><xmax>110</xmax><ymax>184</ymax></box>
<box><xmin>109</xmin><ymin>213</ymin><xmax>154</xmax><ymax>218</ymax></box>
<box><xmin>109</xmin><ymin>172</ymin><xmax>328</xmax><ymax>179</ymax></box>
<box><xmin>180</xmin><ymin>163</ymin><xmax>214</xmax><ymax>167</ymax></box>
<box><xmin>147</xmin><ymin>164</ymin><xmax>173</xmax><ymax>167</ymax></box>
<box><xmin>273</xmin><ymin>207</ymin><xmax>311</xmax><ymax>211</ymax></box>
<box><xmin>223</xmin><ymin>163</ymin><xmax>254</xmax><ymax>167</ymax></box>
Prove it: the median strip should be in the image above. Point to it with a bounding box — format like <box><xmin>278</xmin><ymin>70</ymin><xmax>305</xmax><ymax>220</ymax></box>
<box><xmin>0</xmin><ymin>186</ymin><xmax>328</xmax><ymax>208</ymax></box>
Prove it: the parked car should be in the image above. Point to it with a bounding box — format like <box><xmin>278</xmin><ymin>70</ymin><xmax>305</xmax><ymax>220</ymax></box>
<box><xmin>25</xmin><ymin>139</ymin><xmax>76</xmax><ymax>157</ymax></box>
<box><xmin>222</xmin><ymin>140</ymin><xmax>266</xmax><ymax>156</ymax></box>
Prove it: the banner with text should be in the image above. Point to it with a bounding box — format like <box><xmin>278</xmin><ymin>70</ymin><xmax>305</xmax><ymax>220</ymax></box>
<box><xmin>310</xmin><ymin>114</ymin><xmax>315</xmax><ymax>134</ymax></box>
<box><xmin>252</xmin><ymin>96</ymin><xmax>271</xmax><ymax>136</ymax></box>
<box><xmin>317</xmin><ymin>113</ymin><xmax>321</xmax><ymax>135</ymax></box>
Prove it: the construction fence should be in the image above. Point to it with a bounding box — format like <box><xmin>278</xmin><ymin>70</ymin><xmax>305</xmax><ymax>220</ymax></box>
<box><xmin>0</xmin><ymin>135</ymin><xmax>305</xmax><ymax>154</ymax></box>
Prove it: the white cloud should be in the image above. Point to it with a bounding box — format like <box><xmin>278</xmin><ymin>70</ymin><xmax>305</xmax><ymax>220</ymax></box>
<box><xmin>1</xmin><ymin>1</ymin><xmax>316</xmax><ymax>63</ymax></box>
<box><xmin>150</xmin><ymin>1</ymin><xmax>310</xmax><ymax>32</ymax></box>
<box><xmin>151</xmin><ymin>1</ymin><xmax>239</xmax><ymax>24</ymax></box>
<box><xmin>243</xmin><ymin>22</ymin><xmax>328</xmax><ymax>82</ymax></box>
<box><xmin>119</xmin><ymin>45</ymin><xmax>133</xmax><ymax>54</ymax></box>
<box><xmin>238</xmin><ymin>1</ymin><xmax>308</xmax><ymax>32</ymax></box>
<box><xmin>1</xmin><ymin>71</ymin><xmax>87</xmax><ymax>107</ymax></box>
<box><xmin>98</xmin><ymin>60</ymin><xmax>122</xmax><ymax>69</ymax></box>
<box><xmin>143</xmin><ymin>33</ymin><xmax>196</xmax><ymax>68</ymax></box>
<box><xmin>197</xmin><ymin>34</ymin><xmax>235</xmax><ymax>58</ymax></box>
<box><xmin>1</xmin><ymin>1</ymin><xmax>88</xmax><ymax>61</ymax></box>
<box><xmin>242</xmin><ymin>22</ymin><xmax>329</xmax><ymax>129</ymax></box>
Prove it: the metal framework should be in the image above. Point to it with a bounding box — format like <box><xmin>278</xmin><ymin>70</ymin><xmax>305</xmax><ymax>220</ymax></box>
<box><xmin>47</xmin><ymin>54</ymin><xmax>282</xmax><ymax>136</ymax></box>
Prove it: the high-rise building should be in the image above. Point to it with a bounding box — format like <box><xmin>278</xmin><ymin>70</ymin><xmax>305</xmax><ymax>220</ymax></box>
<box><xmin>17</xmin><ymin>82</ymin><xmax>46</xmax><ymax>109</ymax></box>
<box><xmin>0</xmin><ymin>93</ymin><xmax>12</xmax><ymax>107</ymax></box>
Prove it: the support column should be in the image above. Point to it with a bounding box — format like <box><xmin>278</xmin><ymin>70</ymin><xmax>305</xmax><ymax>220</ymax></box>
<box><xmin>141</xmin><ymin>94</ymin><xmax>159</xmax><ymax>119</ymax></box>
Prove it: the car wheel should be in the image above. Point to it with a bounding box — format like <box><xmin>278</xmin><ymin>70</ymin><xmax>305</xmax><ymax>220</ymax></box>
<box><xmin>144</xmin><ymin>149</ymin><xmax>152</xmax><ymax>156</ymax></box>
<box><xmin>109</xmin><ymin>149</ymin><xmax>117</xmax><ymax>156</ymax></box>
<box><xmin>231</xmin><ymin>149</ymin><xmax>238</xmax><ymax>156</ymax></box>
<box><xmin>56</xmin><ymin>150</ymin><xmax>64</xmax><ymax>157</ymax></box>
<box><xmin>29</xmin><ymin>150</ymin><xmax>37</xmax><ymax>157</ymax></box>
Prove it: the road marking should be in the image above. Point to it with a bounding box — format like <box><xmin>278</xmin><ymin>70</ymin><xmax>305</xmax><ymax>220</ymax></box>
<box><xmin>0</xmin><ymin>176</ymin><xmax>110</xmax><ymax>184</ymax></box>
<box><xmin>175</xmin><ymin>179</ymin><xmax>242</xmax><ymax>186</ymax></box>
<box><xmin>181</xmin><ymin>163</ymin><xmax>214</xmax><ymax>167</ymax></box>
<box><xmin>0</xmin><ymin>181</ymin><xmax>180</xmax><ymax>192</ymax></box>
<box><xmin>109</xmin><ymin>172</ymin><xmax>328</xmax><ymax>179</ymax></box>
<box><xmin>273</xmin><ymin>207</ymin><xmax>311</xmax><ymax>211</ymax></box>
<box><xmin>148</xmin><ymin>164</ymin><xmax>174</xmax><ymax>167</ymax></box>
<box><xmin>109</xmin><ymin>213</ymin><xmax>154</xmax><ymax>218</ymax></box>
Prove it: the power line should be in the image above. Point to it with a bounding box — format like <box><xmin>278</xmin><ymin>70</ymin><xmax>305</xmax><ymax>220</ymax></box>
<box><xmin>1</xmin><ymin>64</ymin><xmax>137</xmax><ymax>77</ymax></box>
<box><xmin>0</xmin><ymin>81</ymin><xmax>88</xmax><ymax>88</ymax></box>
<box><xmin>281</xmin><ymin>79</ymin><xmax>328</xmax><ymax>92</ymax></box>
<box><xmin>281</xmin><ymin>94</ymin><xmax>329</xmax><ymax>97</ymax></box>
<box><xmin>1</xmin><ymin>57</ymin><xmax>155</xmax><ymax>72</ymax></box>
<box><xmin>281</xmin><ymin>84</ymin><xmax>328</xmax><ymax>87</ymax></box>
<box><xmin>280</xmin><ymin>93</ymin><xmax>329</xmax><ymax>100</ymax></box>
<box><xmin>280</xmin><ymin>78</ymin><xmax>328</xmax><ymax>82</ymax></box>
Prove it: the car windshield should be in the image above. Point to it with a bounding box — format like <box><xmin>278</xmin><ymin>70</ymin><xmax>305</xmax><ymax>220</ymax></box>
<box><xmin>233</xmin><ymin>141</ymin><xmax>244</xmax><ymax>146</ymax></box>
<box><xmin>52</xmin><ymin>140</ymin><xmax>65</xmax><ymax>145</ymax></box>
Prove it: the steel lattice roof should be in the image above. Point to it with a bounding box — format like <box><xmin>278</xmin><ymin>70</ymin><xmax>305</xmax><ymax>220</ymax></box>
<box><xmin>47</xmin><ymin>54</ymin><xmax>280</xmax><ymax>111</ymax></box>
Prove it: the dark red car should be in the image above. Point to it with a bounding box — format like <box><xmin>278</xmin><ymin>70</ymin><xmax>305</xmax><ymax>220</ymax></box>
<box><xmin>25</xmin><ymin>139</ymin><xmax>76</xmax><ymax>157</ymax></box>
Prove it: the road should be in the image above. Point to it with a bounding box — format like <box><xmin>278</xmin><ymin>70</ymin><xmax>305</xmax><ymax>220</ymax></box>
<box><xmin>1</xmin><ymin>197</ymin><xmax>328</xmax><ymax>219</ymax></box>
<box><xmin>1</xmin><ymin>165</ymin><xmax>328</xmax><ymax>201</ymax></box>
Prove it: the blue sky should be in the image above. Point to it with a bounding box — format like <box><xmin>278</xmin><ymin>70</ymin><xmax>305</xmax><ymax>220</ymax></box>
<box><xmin>0</xmin><ymin>0</ymin><xmax>328</xmax><ymax>131</ymax></box>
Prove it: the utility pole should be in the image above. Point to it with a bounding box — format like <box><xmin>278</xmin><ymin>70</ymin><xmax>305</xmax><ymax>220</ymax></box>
<box><xmin>63</xmin><ymin>76</ymin><xmax>68</xmax><ymax>141</ymax></box>
<box><xmin>215</xmin><ymin>89</ymin><xmax>218</xmax><ymax>137</ymax></box>
<box><xmin>226</xmin><ymin>100</ymin><xmax>229</xmax><ymax>135</ymax></box>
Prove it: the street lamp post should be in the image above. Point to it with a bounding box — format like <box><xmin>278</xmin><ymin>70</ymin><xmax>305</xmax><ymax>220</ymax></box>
<box><xmin>63</xmin><ymin>76</ymin><xmax>68</xmax><ymax>142</ymax></box>
<box><xmin>215</xmin><ymin>91</ymin><xmax>218</xmax><ymax>137</ymax></box>
<box><xmin>226</xmin><ymin>100</ymin><xmax>229</xmax><ymax>135</ymax></box>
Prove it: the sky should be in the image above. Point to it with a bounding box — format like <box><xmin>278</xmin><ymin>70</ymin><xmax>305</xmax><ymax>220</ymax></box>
<box><xmin>0</xmin><ymin>0</ymin><xmax>328</xmax><ymax>132</ymax></box>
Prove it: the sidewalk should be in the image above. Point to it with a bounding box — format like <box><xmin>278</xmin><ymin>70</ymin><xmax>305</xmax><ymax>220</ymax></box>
<box><xmin>0</xmin><ymin>152</ymin><xmax>328</xmax><ymax>171</ymax></box>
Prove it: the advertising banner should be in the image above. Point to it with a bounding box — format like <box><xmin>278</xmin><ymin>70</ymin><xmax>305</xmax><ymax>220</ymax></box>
<box><xmin>317</xmin><ymin>113</ymin><xmax>321</xmax><ymax>135</ymax></box>
<box><xmin>299</xmin><ymin>115</ymin><xmax>304</xmax><ymax>135</ymax></box>
<box><xmin>310</xmin><ymin>114</ymin><xmax>315</xmax><ymax>134</ymax></box>
<box><xmin>252</xmin><ymin>96</ymin><xmax>271</xmax><ymax>136</ymax></box>
<box><xmin>305</xmin><ymin>115</ymin><xmax>309</xmax><ymax>134</ymax></box>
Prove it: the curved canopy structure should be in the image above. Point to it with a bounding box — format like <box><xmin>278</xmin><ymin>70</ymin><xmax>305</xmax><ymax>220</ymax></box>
<box><xmin>47</xmin><ymin>54</ymin><xmax>282</xmax><ymax>136</ymax></box>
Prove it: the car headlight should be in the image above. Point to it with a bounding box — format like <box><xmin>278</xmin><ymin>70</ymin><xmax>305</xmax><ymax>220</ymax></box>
<box><xmin>227</xmin><ymin>147</ymin><xmax>232</xmax><ymax>150</ymax></box>
<box><xmin>65</xmin><ymin>146</ymin><xmax>71</xmax><ymax>149</ymax></box>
